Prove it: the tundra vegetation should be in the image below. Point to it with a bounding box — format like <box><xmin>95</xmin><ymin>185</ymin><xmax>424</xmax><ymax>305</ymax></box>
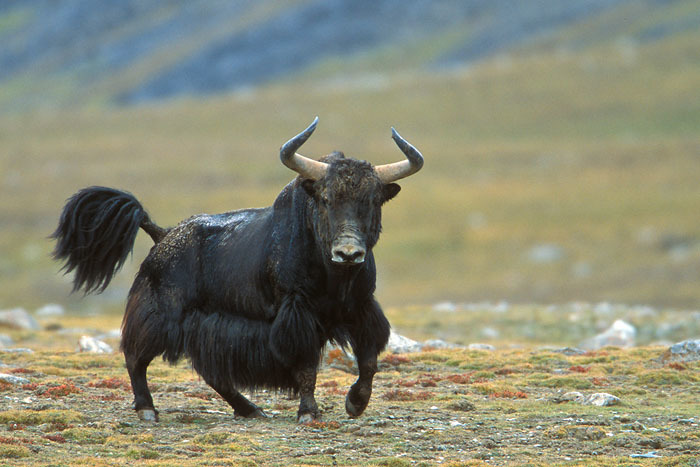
<box><xmin>1</xmin><ymin>308</ymin><xmax>699</xmax><ymax>466</ymax></box>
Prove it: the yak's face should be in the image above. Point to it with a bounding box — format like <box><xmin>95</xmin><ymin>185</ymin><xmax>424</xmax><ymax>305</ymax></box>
<box><xmin>302</xmin><ymin>154</ymin><xmax>400</xmax><ymax>267</ymax></box>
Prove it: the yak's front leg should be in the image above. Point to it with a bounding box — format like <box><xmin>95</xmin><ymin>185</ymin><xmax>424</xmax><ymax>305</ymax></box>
<box><xmin>346</xmin><ymin>298</ymin><xmax>390</xmax><ymax>417</ymax></box>
<box><xmin>294</xmin><ymin>366</ymin><xmax>320</xmax><ymax>423</ymax></box>
<box><xmin>345</xmin><ymin>351</ymin><xmax>378</xmax><ymax>417</ymax></box>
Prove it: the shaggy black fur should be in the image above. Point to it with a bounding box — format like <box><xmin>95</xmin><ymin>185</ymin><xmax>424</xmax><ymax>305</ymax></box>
<box><xmin>52</xmin><ymin>154</ymin><xmax>399</xmax><ymax>423</ymax></box>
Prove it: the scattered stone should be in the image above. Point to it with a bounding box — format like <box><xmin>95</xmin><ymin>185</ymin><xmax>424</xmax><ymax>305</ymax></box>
<box><xmin>0</xmin><ymin>334</ymin><xmax>14</xmax><ymax>348</ymax></box>
<box><xmin>433</xmin><ymin>301</ymin><xmax>458</xmax><ymax>313</ymax></box>
<box><xmin>585</xmin><ymin>393</ymin><xmax>621</xmax><ymax>406</ymax></box>
<box><xmin>78</xmin><ymin>336</ymin><xmax>113</xmax><ymax>354</ymax></box>
<box><xmin>0</xmin><ymin>348</ymin><xmax>33</xmax><ymax>354</ymax></box>
<box><xmin>423</xmin><ymin>339</ymin><xmax>463</xmax><ymax>350</ymax></box>
<box><xmin>96</xmin><ymin>329</ymin><xmax>122</xmax><ymax>340</ymax></box>
<box><xmin>579</xmin><ymin>319</ymin><xmax>636</xmax><ymax>350</ymax></box>
<box><xmin>0</xmin><ymin>307</ymin><xmax>41</xmax><ymax>331</ymax></box>
<box><xmin>630</xmin><ymin>452</ymin><xmax>661</xmax><ymax>459</ymax></box>
<box><xmin>468</xmin><ymin>343</ymin><xmax>495</xmax><ymax>351</ymax></box>
<box><xmin>527</xmin><ymin>244</ymin><xmax>565</xmax><ymax>264</ymax></box>
<box><xmin>0</xmin><ymin>373</ymin><xmax>30</xmax><ymax>385</ymax></box>
<box><xmin>387</xmin><ymin>330</ymin><xmax>423</xmax><ymax>354</ymax></box>
<box><xmin>659</xmin><ymin>339</ymin><xmax>700</xmax><ymax>363</ymax></box>
<box><xmin>386</xmin><ymin>331</ymin><xmax>464</xmax><ymax>354</ymax></box>
<box><xmin>35</xmin><ymin>303</ymin><xmax>66</xmax><ymax>317</ymax></box>
<box><xmin>558</xmin><ymin>391</ymin><xmax>621</xmax><ymax>406</ymax></box>
<box><xmin>552</xmin><ymin>347</ymin><xmax>587</xmax><ymax>356</ymax></box>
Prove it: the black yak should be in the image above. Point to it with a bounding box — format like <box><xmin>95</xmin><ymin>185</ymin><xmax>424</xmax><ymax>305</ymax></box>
<box><xmin>52</xmin><ymin>117</ymin><xmax>424</xmax><ymax>423</ymax></box>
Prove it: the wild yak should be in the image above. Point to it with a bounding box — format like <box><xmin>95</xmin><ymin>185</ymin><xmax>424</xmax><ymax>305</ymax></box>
<box><xmin>52</xmin><ymin>117</ymin><xmax>424</xmax><ymax>423</ymax></box>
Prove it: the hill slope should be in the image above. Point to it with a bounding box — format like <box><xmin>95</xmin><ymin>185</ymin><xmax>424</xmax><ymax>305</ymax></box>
<box><xmin>2</xmin><ymin>0</ymin><xmax>696</xmax><ymax>110</ymax></box>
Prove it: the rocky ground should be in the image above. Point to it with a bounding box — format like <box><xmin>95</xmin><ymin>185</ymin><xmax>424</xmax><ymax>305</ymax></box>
<box><xmin>0</xmin><ymin>305</ymin><xmax>699</xmax><ymax>466</ymax></box>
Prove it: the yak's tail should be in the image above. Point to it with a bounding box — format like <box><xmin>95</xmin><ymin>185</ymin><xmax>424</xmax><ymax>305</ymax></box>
<box><xmin>51</xmin><ymin>186</ymin><xmax>167</xmax><ymax>294</ymax></box>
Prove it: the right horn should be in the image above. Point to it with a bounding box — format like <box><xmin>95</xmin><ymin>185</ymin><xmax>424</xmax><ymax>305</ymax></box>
<box><xmin>375</xmin><ymin>127</ymin><xmax>425</xmax><ymax>183</ymax></box>
<box><xmin>279</xmin><ymin>116</ymin><xmax>329</xmax><ymax>180</ymax></box>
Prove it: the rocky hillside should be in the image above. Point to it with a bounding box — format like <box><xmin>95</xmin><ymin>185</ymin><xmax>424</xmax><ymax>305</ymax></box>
<box><xmin>1</xmin><ymin>0</ymin><xmax>696</xmax><ymax>110</ymax></box>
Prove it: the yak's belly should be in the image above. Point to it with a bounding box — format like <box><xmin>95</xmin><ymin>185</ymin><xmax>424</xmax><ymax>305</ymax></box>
<box><xmin>192</xmin><ymin>208</ymin><xmax>277</xmax><ymax>321</ymax></box>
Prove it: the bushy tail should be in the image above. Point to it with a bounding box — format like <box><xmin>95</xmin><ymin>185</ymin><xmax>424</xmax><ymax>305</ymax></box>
<box><xmin>51</xmin><ymin>186</ymin><xmax>167</xmax><ymax>294</ymax></box>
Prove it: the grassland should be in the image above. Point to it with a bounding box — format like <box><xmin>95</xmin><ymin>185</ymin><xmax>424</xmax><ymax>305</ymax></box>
<box><xmin>1</xmin><ymin>24</ymin><xmax>700</xmax><ymax>314</ymax></box>
<box><xmin>1</xmin><ymin>311</ymin><xmax>699</xmax><ymax>466</ymax></box>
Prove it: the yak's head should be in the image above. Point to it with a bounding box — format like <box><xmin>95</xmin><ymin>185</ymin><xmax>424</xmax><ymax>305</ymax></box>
<box><xmin>279</xmin><ymin>117</ymin><xmax>423</xmax><ymax>267</ymax></box>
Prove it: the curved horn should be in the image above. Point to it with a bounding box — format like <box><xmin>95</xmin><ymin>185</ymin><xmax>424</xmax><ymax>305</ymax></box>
<box><xmin>279</xmin><ymin>116</ymin><xmax>328</xmax><ymax>180</ymax></box>
<box><xmin>374</xmin><ymin>127</ymin><xmax>425</xmax><ymax>183</ymax></box>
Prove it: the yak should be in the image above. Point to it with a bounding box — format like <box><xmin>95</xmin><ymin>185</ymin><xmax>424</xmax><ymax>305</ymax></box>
<box><xmin>52</xmin><ymin>117</ymin><xmax>424</xmax><ymax>423</ymax></box>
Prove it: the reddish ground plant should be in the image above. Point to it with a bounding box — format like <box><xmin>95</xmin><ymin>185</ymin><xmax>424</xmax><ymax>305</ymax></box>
<box><xmin>591</xmin><ymin>377</ymin><xmax>609</xmax><ymax>386</ymax></box>
<box><xmin>41</xmin><ymin>383</ymin><xmax>82</xmax><ymax>398</ymax></box>
<box><xmin>43</xmin><ymin>434</ymin><xmax>67</xmax><ymax>443</ymax></box>
<box><xmin>666</xmin><ymin>362</ymin><xmax>686</xmax><ymax>371</ymax></box>
<box><xmin>88</xmin><ymin>377</ymin><xmax>131</xmax><ymax>391</ymax></box>
<box><xmin>569</xmin><ymin>365</ymin><xmax>590</xmax><ymax>373</ymax></box>
<box><xmin>446</xmin><ymin>373</ymin><xmax>473</xmax><ymax>384</ymax></box>
<box><xmin>489</xmin><ymin>390</ymin><xmax>528</xmax><ymax>399</ymax></box>
<box><xmin>381</xmin><ymin>354</ymin><xmax>411</xmax><ymax>366</ymax></box>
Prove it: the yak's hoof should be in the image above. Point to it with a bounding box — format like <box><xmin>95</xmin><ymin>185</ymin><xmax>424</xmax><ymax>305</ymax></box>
<box><xmin>137</xmin><ymin>408</ymin><xmax>158</xmax><ymax>422</ymax></box>
<box><xmin>297</xmin><ymin>413</ymin><xmax>319</xmax><ymax>424</ymax></box>
<box><xmin>235</xmin><ymin>408</ymin><xmax>269</xmax><ymax>419</ymax></box>
<box><xmin>345</xmin><ymin>394</ymin><xmax>367</xmax><ymax>418</ymax></box>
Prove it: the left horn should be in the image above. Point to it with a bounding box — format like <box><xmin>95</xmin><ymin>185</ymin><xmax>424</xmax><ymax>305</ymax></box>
<box><xmin>375</xmin><ymin>128</ymin><xmax>424</xmax><ymax>183</ymax></box>
<box><xmin>280</xmin><ymin>116</ymin><xmax>329</xmax><ymax>180</ymax></box>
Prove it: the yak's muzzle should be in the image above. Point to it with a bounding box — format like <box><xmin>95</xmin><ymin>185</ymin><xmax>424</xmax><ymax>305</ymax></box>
<box><xmin>331</xmin><ymin>243</ymin><xmax>366</xmax><ymax>265</ymax></box>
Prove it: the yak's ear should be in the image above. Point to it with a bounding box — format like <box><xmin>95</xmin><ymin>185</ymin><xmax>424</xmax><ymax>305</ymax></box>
<box><xmin>301</xmin><ymin>179</ymin><xmax>317</xmax><ymax>198</ymax></box>
<box><xmin>382</xmin><ymin>183</ymin><xmax>401</xmax><ymax>202</ymax></box>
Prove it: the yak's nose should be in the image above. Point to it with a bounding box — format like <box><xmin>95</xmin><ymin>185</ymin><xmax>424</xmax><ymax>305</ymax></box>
<box><xmin>331</xmin><ymin>244</ymin><xmax>366</xmax><ymax>265</ymax></box>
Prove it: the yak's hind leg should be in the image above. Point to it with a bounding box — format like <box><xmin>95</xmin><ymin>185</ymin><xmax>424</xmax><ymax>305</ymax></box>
<box><xmin>121</xmin><ymin>278</ymin><xmax>177</xmax><ymax>422</ymax></box>
<box><xmin>345</xmin><ymin>297</ymin><xmax>390</xmax><ymax>417</ymax></box>
<box><xmin>207</xmin><ymin>383</ymin><xmax>268</xmax><ymax>418</ymax></box>
<box><xmin>125</xmin><ymin>353</ymin><xmax>159</xmax><ymax>421</ymax></box>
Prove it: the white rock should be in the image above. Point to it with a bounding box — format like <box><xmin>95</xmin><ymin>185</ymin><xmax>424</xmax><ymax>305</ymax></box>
<box><xmin>35</xmin><ymin>304</ymin><xmax>65</xmax><ymax>317</ymax></box>
<box><xmin>0</xmin><ymin>308</ymin><xmax>41</xmax><ymax>331</ymax></box>
<box><xmin>433</xmin><ymin>301</ymin><xmax>458</xmax><ymax>313</ymax></box>
<box><xmin>0</xmin><ymin>334</ymin><xmax>14</xmax><ymax>348</ymax></box>
<box><xmin>423</xmin><ymin>339</ymin><xmax>463</xmax><ymax>350</ymax></box>
<box><xmin>78</xmin><ymin>335</ymin><xmax>113</xmax><ymax>354</ymax></box>
<box><xmin>583</xmin><ymin>393</ymin><xmax>621</xmax><ymax>406</ymax></box>
<box><xmin>387</xmin><ymin>330</ymin><xmax>423</xmax><ymax>353</ymax></box>
<box><xmin>661</xmin><ymin>339</ymin><xmax>700</xmax><ymax>363</ymax></box>
<box><xmin>560</xmin><ymin>391</ymin><xmax>621</xmax><ymax>406</ymax></box>
<box><xmin>527</xmin><ymin>244</ymin><xmax>565</xmax><ymax>263</ymax></box>
<box><xmin>580</xmin><ymin>319</ymin><xmax>636</xmax><ymax>350</ymax></box>
<box><xmin>0</xmin><ymin>373</ymin><xmax>30</xmax><ymax>385</ymax></box>
<box><xmin>468</xmin><ymin>343</ymin><xmax>495</xmax><ymax>351</ymax></box>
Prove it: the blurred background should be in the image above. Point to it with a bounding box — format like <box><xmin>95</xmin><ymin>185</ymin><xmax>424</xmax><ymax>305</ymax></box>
<box><xmin>1</xmin><ymin>0</ymin><xmax>699</xmax><ymax>330</ymax></box>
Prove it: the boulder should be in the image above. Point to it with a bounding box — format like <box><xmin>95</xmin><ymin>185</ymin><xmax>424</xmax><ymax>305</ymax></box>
<box><xmin>387</xmin><ymin>330</ymin><xmax>423</xmax><ymax>354</ymax></box>
<box><xmin>0</xmin><ymin>308</ymin><xmax>41</xmax><ymax>331</ymax></box>
<box><xmin>659</xmin><ymin>339</ymin><xmax>700</xmax><ymax>363</ymax></box>
<box><xmin>580</xmin><ymin>319</ymin><xmax>636</xmax><ymax>350</ymax></box>
<box><xmin>0</xmin><ymin>373</ymin><xmax>30</xmax><ymax>386</ymax></box>
<box><xmin>35</xmin><ymin>304</ymin><xmax>66</xmax><ymax>317</ymax></box>
<box><xmin>557</xmin><ymin>391</ymin><xmax>621</xmax><ymax>406</ymax></box>
<box><xmin>78</xmin><ymin>336</ymin><xmax>113</xmax><ymax>354</ymax></box>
